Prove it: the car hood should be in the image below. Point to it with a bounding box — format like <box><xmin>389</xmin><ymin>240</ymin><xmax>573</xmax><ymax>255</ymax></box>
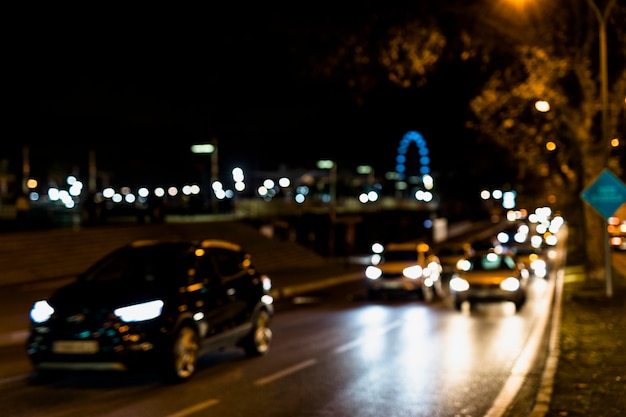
<box><xmin>377</xmin><ymin>261</ymin><xmax>421</xmax><ymax>271</ymax></box>
<box><xmin>47</xmin><ymin>280</ymin><xmax>167</xmax><ymax>313</ymax></box>
<box><xmin>459</xmin><ymin>270</ymin><xmax>520</xmax><ymax>285</ymax></box>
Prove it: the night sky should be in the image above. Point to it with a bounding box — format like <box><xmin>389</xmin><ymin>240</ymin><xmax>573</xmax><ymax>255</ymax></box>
<box><xmin>6</xmin><ymin>3</ymin><xmax>514</xmax><ymax>193</ymax></box>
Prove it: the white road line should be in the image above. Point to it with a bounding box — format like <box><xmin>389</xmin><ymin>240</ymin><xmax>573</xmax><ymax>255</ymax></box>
<box><xmin>0</xmin><ymin>374</ymin><xmax>29</xmax><ymax>385</ymax></box>
<box><xmin>333</xmin><ymin>320</ymin><xmax>402</xmax><ymax>354</ymax></box>
<box><xmin>484</xmin><ymin>264</ymin><xmax>560</xmax><ymax>417</ymax></box>
<box><xmin>253</xmin><ymin>358</ymin><xmax>317</xmax><ymax>386</ymax></box>
<box><xmin>0</xmin><ymin>330</ymin><xmax>29</xmax><ymax>347</ymax></box>
<box><xmin>165</xmin><ymin>399</ymin><xmax>220</xmax><ymax>417</ymax></box>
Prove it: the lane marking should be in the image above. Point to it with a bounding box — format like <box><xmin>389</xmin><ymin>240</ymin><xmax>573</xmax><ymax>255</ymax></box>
<box><xmin>166</xmin><ymin>399</ymin><xmax>220</xmax><ymax>417</ymax></box>
<box><xmin>0</xmin><ymin>374</ymin><xmax>29</xmax><ymax>385</ymax></box>
<box><xmin>485</xmin><ymin>231</ymin><xmax>566</xmax><ymax>417</ymax></box>
<box><xmin>253</xmin><ymin>358</ymin><xmax>317</xmax><ymax>386</ymax></box>
<box><xmin>0</xmin><ymin>330</ymin><xmax>29</xmax><ymax>347</ymax></box>
<box><xmin>333</xmin><ymin>320</ymin><xmax>402</xmax><ymax>354</ymax></box>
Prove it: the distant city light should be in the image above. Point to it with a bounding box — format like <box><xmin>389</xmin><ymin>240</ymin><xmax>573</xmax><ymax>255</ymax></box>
<box><xmin>535</xmin><ymin>100</ymin><xmax>550</xmax><ymax>112</ymax></box>
<box><xmin>317</xmin><ymin>160</ymin><xmax>334</xmax><ymax>169</ymax></box>
<box><xmin>191</xmin><ymin>144</ymin><xmax>215</xmax><ymax>154</ymax></box>
<box><xmin>232</xmin><ymin>167</ymin><xmax>244</xmax><ymax>182</ymax></box>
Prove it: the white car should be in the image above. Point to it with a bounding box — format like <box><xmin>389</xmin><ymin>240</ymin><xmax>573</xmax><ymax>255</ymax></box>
<box><xmin>449</xmin><ymin>251</ymin><xmax>530</xmax><ymax>312</ymax></box>
<box><xmin>365</xmin><ymin>241</ymin><xmax>443</xmax><ymax>301</ymax></box>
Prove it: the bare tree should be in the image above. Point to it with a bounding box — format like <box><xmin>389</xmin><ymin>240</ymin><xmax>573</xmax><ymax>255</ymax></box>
<box><xmin>299</xmin><ymin>1</ymin><xmax>625</xmax><ymax>277</ymax></box>
<box><xmin>466</xmin><ymin>0</ymin><xmax>626</xmax><ymax>279</ymax></box>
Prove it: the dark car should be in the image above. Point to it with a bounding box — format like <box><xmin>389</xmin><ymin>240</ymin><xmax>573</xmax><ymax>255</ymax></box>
<box><xmin>26</xmin><ymin>238</ymin><xmax>274</xmax><ymax>383</ymax></box>
<box><xmin>448</xmin><ymin>251</ymin><xmax>530</xmax><ymax>312</ymax></box>
<box><xmin>510</xmin><ymin>244</ymin><xmax>549</xmax><ymax>278</ymax></box>
<box><xmin>609</xmin><ymin>220</ymin><xmax>626</xmax><ymax>251</ymax></box>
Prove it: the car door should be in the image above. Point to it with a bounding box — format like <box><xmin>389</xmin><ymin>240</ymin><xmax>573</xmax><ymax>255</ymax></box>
<box><xmin>193</xmin><ymin>250</ymin><xmax>236</xmax><ymax>334</ymax></box>
<box><xmin>208</xmin><ymin>247</ymin><xmax>259</xmax><ymax>326</ymax></box>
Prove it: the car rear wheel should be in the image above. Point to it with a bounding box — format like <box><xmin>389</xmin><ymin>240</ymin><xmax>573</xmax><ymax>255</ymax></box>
<box><xmin>163</xmin><ymin>325</ymin><xmax>200</xmax><ymax>383</ymax></box>
<box><xmin>421</xmin><ymin>285</ymin><xmax>434</xmax><ymax>303</ymax></box>
<box><xmin>367</xmin><ymin>288</ymin><xmax>381</xmax><ymax>300</ymax></box>
<box><xmin>243</xmin><ymin>309</ymin><xmax>272</xmax><ymax>357</ymax></box>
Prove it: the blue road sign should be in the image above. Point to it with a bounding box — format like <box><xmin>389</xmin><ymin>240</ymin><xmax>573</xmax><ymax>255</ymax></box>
<box><xmin>581</xmin><ymin>169</ymin><xmax>626</xmax><ymax>220</ymax></box>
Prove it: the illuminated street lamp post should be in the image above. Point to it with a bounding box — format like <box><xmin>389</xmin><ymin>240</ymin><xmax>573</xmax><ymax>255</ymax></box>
<box><xmin>191</xmin><ymin>139</ymin><xmax>219</xmax><ymax>214</ymax></box>
<box><xmin>586</xmin><ymin>0</ymin><xmax>617</xmax><ymax>297</ymax></box>
<box><xmin>585</xmin><ymin>0</ymin><xmax>617</xmax><ymax>168</ymax></box>
<box><xmin>317</xmin><ymin>159</ymin><xmax>337</xmax><ymax>256</ymax></box>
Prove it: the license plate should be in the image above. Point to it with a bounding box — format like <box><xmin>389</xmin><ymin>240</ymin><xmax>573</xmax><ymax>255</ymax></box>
<box><xmin>474</xmin><ymin>290</ymin><xmax>495</xmax><ymax>298</ymax></box>
<box><xmin>53</xmin><ymin>340</ymin><xmax>99</xmax><ymax>354</ymax></box>
<box><xmin>382</xmin><ymin>281</ymin><xmax>403</xmax><ymax>289</ymax></box>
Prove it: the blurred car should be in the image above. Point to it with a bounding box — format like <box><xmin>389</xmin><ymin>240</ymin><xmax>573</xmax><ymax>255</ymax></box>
<box><xmin>434</xmin><ymin>241</ymin><xmax>475</xmax><ymax>274</ymax></box>
<box><xmin>364</xmin><ymin>241</ymin><xmax>443</xmax><ymax>301</ymax></box>
<box><xmin>26</xmin><ymin>239</ymin><xmax>274</xmax><ymax>383</ymax></box>
<box><xmin>510</xmin><ymin>244</ymin><xmax>548</xmax><ymax>278</ymax></box>
<box><xmin>608</xmin><ymin>220</ymin><xmax>626</xmax><ymax>251</ymax></box>
<box><xmin>449</xmin><ymin>251</ymin><xmax>530</xmax><ymax>312</ymax></box>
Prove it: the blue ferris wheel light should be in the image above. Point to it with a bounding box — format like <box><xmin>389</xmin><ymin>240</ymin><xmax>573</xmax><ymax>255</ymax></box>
<box><xmin>395</xmin><ymin>131</ymin><xmax>431</xmax><ymax>181</ymax></box>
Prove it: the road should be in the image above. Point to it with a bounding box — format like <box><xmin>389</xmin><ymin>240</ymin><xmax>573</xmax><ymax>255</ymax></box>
<box><xmin>0</xmin><ymin>218</ymin><xmax>570</xmax><ymax>416</ymax></box>
<box><xmin>1</xmin><ymin>276</ymin><xmax>557</xmax><ymax>417</ymax></box>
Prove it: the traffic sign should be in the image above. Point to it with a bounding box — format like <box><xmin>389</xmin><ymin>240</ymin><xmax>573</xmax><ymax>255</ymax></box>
<box><xmin>581</xmin><ymin>169</ymin><xmax>626</xmax><ymax>220</ymax></box>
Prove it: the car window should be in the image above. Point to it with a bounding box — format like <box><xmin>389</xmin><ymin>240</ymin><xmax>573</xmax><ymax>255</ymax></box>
<box><xmin>469</xmin><ymin>254</ymin><xmax>516</xmax><ymax>271</ymax></box>
<box><xmin>80</xmin><ymin>246</ymin><xmax>187</xmax><ymax>286</ymax></box>
<box><xmin>439</xmin><ymin>248</ymin><xmax>465</xmax><ymax>256</ymax></box>
<box><xmin>383</xmin><ymin>250</ymin><xmax>417</xmax><ymax>262</ymax></box>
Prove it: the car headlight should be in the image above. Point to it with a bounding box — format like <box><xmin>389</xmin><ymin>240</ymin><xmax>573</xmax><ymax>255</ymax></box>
<box><xmin>114</xmin><ymin>300</ymin><xmax>164</xmax><ymax>322</ymax></box>
<box><xmin>531</xmin><ymin>259</ymin><xmax>546</xmax><ymax>270</ymax></box>
<box><xmin>449</xmin><ymin>276</ymin><xmax>469</xmax><ymax>292</ymax></box>
<box><xmin>262</xmin><ymin>275</ymin><xmax>272</xmax><ymax>291</ymax></box>
<box><xmin>365</xmin><ymin>266</ymin><xmax>382</xmax><ymax>280</ymax></box>
<box><xmin>30</xmin><ymin>300</ymin><xmax>54</xmax><ymax>324</ymax></box>
<box><xmin>425</xmin><ymin>261</ymin><xmax>442</xmax><ymax>280</ymax></box>
<box><xmin>500</xmin><ymin>277</ymin><xmax>521</xmax><ymax>291</ymax></box>
<box><xmin>403</xmin><ymin>265</ymin><xmax>423</xmax><ymax>279</ymax></box>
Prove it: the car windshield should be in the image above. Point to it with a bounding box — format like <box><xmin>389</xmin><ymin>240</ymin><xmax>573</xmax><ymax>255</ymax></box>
<box><xmin>383</xmin><ymin>250</ymin><xmax>417</xmax><ymax>262</ymax></box>
<box><xmin>438</xmin><ymin>247</ymin><xmax>466</xmax><ymax>256</ymax></box>
<box><xmin>513</xmin><ymin>247</ymin><xmax>539</xmax><ymax>256</ymax></box>
<box><xmin>79</xmin><ymin>245</ymin><xmax>188</xmax><ymax>286</ymax></box>
<box><xmin>467</xmin><ymin>254</ymin><xmax>516</xmax><ymax>271</ymax></box>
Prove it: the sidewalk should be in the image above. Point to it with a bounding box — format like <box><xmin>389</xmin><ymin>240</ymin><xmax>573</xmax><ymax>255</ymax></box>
<box><xmin>538</xmin><ymin>258</ymin><xmax>626</xmax><ymax>417</ymax></box>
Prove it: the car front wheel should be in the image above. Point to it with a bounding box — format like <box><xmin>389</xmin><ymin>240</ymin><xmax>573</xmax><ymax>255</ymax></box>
<box><xmin>419</xmin><ymin>286</ymin><xmax>432</xmax><ymax>303</ymax></box>
<box><xmin>163</xmin><ymin>325</ymin><xmax>200</xmax><ymax>383</ymax></box>
<box><xmin>243</xmin><ymin>309</ymin><xmax>272</xmax><ymax>357</ymax></box>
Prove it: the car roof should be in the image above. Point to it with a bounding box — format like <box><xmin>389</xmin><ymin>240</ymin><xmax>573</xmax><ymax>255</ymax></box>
<box><xmin>385</xmin><ymin>242</ymin><xmax>430</xmax><ymax>252</ymax></box>
<box><xmin>128</xmin><ymin>239</ymin><xmax>245</xmax><ymax>253</ymax></box>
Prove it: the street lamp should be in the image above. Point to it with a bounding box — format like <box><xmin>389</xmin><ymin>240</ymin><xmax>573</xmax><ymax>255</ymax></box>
<box><xmin>586</xmin><ymin>0</ymin><xmax>617</xmax><ymax>298</ymax></box>
<box><xmin>191</xmin><ymin>139</ymin><xmax>219</xmax><ymax>213</ymax></box>
<box><xmin>585</xmin><ymin>0</ymin><xmax>617</xmax><ymax>168</ymax></box>
<box><xmin>317</xmin><ymin>159</ymin><xmax>337</xmax><ymax>256</ymax></box>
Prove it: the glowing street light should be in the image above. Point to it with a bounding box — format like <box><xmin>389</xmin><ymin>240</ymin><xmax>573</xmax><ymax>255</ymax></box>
<box><xmin>191</xmin><ymin>139</ymin><xmax>219</xmax><ymax>213</ymax></box>
<box><xmin>534</xmin><ymin>100</ymin><xmax>550</xmax><ymax>112</ymax></box>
